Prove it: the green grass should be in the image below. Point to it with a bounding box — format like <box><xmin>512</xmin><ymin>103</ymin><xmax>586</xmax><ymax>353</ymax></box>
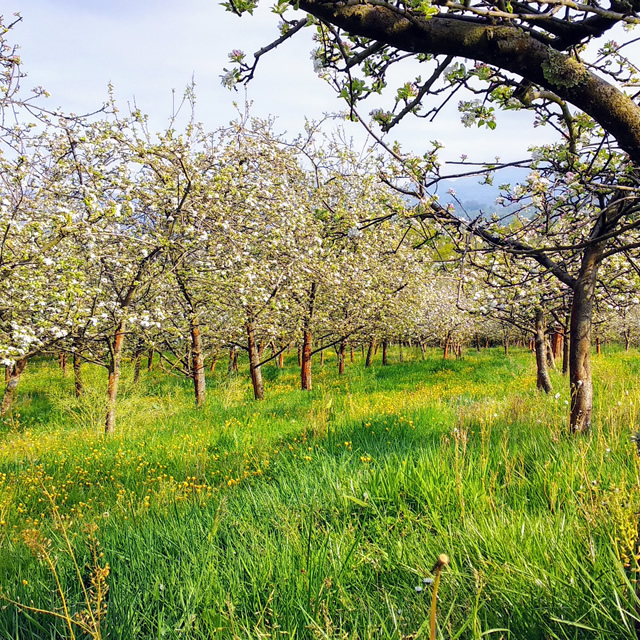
<box><xmin>1</xmin><ymin>346</ymin><xmax>640</xmax><ymax>638</ymax></box>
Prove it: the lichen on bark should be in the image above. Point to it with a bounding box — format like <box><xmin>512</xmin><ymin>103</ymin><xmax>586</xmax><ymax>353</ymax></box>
<box><xmin>542</xmin><ymin>49</ymin><xmax>588</xmax><ymax>89</ymax></box>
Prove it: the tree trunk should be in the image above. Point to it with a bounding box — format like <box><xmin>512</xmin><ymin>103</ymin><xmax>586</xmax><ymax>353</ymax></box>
<box><xmin>278</xmin><ymin>342</ymin><xmax>285</xmax><ymax>368</ymax></box>
<box><xmin>147</xmin><ymin>347</ymin><xmax>154</xmax><ymax>372</ymax></box>
<box><xmin>569</xmin><ymin>246</ymin><xmax>603</xmax><ymax>434</ymax></box>
<box><xmin>365</xmin><ymin>339</ymin><xmax>376</xmax><ymax>367</ymax></box>
<box><xmin>73</xmin><ymin>351</ymin><xmax>83</xmax><ymax>397</ymax></box>
<box><xmin>59</xmin><ymin>352</ymin><xmax>67</xmax><ymax>376</ymax></box>
<box><xmin>562</xmin><ymin>309</ymin><xmax>570</xmax><ymax>376</ymax></box>
<box><xmin>0</xmin><ymin>358</ymin><xmax>27</xmax><ymax>416</ymax></box>
<box><xmin>105</xmin><ymin>320</ymin><xmax>126</xmax><ymax>435</ymax></box>
<box><xmin>551</xmin><ymin>330</ymin><xmax>563</xmax><ymax>360</ymax></box>
<box><xmin>625</xmin><ymin>333</ymin><xmax>631</xmax><ymax>351</ymax></box>
<box><xmin>210</xmin><ymin>350</ymin><xmax>219</xmax><ymax>373</ymax></box>
<box><xmin>338</xmin><ymin>338</ymin><xmax>347</xmax><ymax>375</ymax></box>
<box><xmin>382</xmin><ymin>339</ymin><xmax>389</xmax><ymax>366</ymax></box>
<box><xmin>133</xmin><ymin>339</ymin><xmax>143</xmax><ymax>385</ymax></box>
<box><xmin>301</xmin><ymin>330</ymin><xmax>313</xmax><ymax>390</ymax></box>
<box><xmin>476</xmin><ymin>333</ymin><xmax>481</xmax><ymax>352</ymax></box>
<box><xmin>399</xmin><ymin>341</ymin><xmax>404</xmax><ymax>362</ymax></box>
<box><xmin>350</xmin><ymin>345</ymin><xmax>354</xmax><ymax>363</ymax></box>
<box><xmin>504</xmin><ymin>336</ymin><xmax>509</xmax><ymax>356</ymax></box>
<box><xmin>320</xmin><ymin>338</ymin><xmax>325</xmax><ymax>366</ymax></box>
<box><xmin>535</xmin><ymin>309</ymin><xmax>553</xmax><ymax>394</ymax></box>
<box><xmin>443</xmin><ymin>332</ymin><xmax>451</xmax><ymax>359</ymax></box>
<box><xmin>246</xmin><ymin>320</ymin><xmax>264</xmax><ymax>400</ymax></box>
<box><xmin>191</xmin><ymin>318</ymin><xmax>206</xmax><ymax>408</ymax></box>
<box><xmin>228</xmin><ymin>346</ymin><xmax>238</xmax><ymax>375</ymax></box>
<box><xmin>546</xmin><ymin>338</ymin><xmax>556</xmax><ymax>370</ymax></box>
<box><xmin>297</xmin><ymin>346</ymin><xmax>302</xmax><ymax>367</ymax></box>
<box><xmin>596</xmin><ymin>336</ymin><xmax>601</xmax><ymax>355</ymax></box>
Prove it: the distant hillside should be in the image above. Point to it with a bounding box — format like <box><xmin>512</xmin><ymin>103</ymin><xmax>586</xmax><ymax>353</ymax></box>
<box><xmin>438</xmin><ymin>166</ymin><xmax>528</xmax><ymax>218</ymax></box>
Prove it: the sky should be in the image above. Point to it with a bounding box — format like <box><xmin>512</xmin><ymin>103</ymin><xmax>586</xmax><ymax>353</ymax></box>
<box><xmin>6</xmin><ymin>0</ymin><xmax>560</xmax><ymax>172</ymax></box>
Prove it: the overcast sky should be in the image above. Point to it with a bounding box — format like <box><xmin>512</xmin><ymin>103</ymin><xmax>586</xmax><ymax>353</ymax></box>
<box><xmin>7</xmin><ymin>0</ymin><xmax>560</xmax><ymax>167</ymax></box>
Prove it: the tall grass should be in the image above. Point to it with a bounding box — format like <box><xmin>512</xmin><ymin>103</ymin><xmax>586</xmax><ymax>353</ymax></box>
<box><xmin>0</xmin><ymin>346</ymin><xmax>639</xmax><ymax>638</ymax></box>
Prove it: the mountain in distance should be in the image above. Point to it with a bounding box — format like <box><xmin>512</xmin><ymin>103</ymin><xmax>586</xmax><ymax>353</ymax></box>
<box><xmin>437</xmin><ymin>166</ymin><xmax>527</xmax><ymax>218</ymax></box>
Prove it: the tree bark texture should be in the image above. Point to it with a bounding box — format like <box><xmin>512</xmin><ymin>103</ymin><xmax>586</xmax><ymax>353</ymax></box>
<box><xmin>382</xmin><ymin>340</ymin><xmax>389</xmax><ymax>366</ymax></box>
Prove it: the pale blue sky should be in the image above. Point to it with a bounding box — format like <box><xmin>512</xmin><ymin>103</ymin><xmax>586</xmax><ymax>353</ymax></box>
<box><xmin>7</xmin><ymin>0</ymin><xmax>560</xmax><ymax>164</ymax></box>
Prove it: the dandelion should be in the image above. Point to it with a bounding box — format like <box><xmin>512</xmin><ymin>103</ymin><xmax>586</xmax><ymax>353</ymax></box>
<box><xmin>554</xmin><ymin>392</ymin><xmax>561</xmax><ymax>399</ymax></box>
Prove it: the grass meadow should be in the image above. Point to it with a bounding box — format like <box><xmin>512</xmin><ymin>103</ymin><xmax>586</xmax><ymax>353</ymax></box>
<box><xmin>1</xmin><ymin>345</ymin><xmax>640</xmax><ymax>639</ymax></box>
